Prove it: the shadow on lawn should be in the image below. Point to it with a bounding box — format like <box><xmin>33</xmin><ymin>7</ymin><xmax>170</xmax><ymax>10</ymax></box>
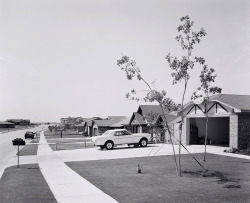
<box><xmin>182</xmin><ymin>170</ymin><xmax>241</xmax><ymax>189</ymax></box>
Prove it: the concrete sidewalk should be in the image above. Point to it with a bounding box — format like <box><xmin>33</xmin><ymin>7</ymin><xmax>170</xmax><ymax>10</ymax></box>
<box><xmin>37</xmin><ymin>131</ymin><xmax>117</xmax><ymax>203</ymax></box>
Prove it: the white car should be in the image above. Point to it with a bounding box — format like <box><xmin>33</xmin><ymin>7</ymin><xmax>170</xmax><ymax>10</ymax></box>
<box><xmin>91</xmin><ymin>129</ymin><xmax>151</xmax><ymax>150</ymax></box>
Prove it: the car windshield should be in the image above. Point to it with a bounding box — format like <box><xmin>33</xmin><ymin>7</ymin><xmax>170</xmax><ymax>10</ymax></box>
<box><xmin>102</xmin><ymin>130</ymin><xmax>111</xmax><ymax>136</ymax></box>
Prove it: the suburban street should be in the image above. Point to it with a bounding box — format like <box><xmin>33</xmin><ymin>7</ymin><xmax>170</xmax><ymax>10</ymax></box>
<box><xmin>0</xmin><ymin>125</ymin><xmax>46</xmax><ymax>172</ymax></box>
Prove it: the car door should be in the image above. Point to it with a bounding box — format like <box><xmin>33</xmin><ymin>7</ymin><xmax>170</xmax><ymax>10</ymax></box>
<box><xmin>117</xmin><ymin>130</ymin><xmax>134</xmax><ymax>144</ymax></box>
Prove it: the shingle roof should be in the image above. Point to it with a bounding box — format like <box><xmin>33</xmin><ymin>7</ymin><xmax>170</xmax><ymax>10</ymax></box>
<box><xmin>93</xmin><ymin>119</ymin><xmax>124</xmax><ymax>127</ymax></box>
<box><xmin>210</xmin><ymin>94</ymin><xmax>250</xmax><ymax>111</ymax></box>
<box><xmin>139</xmin><ymin>105</ymin><xmax>162</xmax><ymax>115</ymax></box>
<box><xmin>107</xmin><ymin>116</ymin><xmax>126</xmax><ymax>120</ymax></box>
<box><xmin>129</xmin><ymin>112</ymin><xmax>147</xmax><ymax>125</ymax></box>
<box><xmin>0</xmin><ymin>121</ymin><xmax>15</xmax><ymax>125</ymax></box>
<box><xmin>139</xmin><ymin>105</ymin><xmax>166</xmax><ymax>123</ymax></box>
<box><xmin>111</xmin><ymin>117</ymin><xmax>131</xmax><ymax>127</ymax></box>
<box><xmin>86</xmin><ymin>120</ymin><xmax>94</xmax><ymax>127</ymax></box>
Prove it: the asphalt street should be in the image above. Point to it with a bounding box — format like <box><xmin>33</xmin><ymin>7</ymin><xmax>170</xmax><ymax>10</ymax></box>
<box><xmin>0</xmin><ymin>125</ymin><xmax>46</xmax><ymax>172</ymax></box>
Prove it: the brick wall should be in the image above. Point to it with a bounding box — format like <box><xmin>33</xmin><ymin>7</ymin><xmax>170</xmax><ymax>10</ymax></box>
<box><xmin>238</xmin><ymin>113</ymin><xmax>250</xmax><ymax>149</ymax></box>
<box><xmin>229</xmin><ymin>114</ymin><xmax>238</xmax><ymax>149</ymax></box>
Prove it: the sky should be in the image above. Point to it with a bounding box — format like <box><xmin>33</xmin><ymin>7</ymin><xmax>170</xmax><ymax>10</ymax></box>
<box><xmin>0</xmin><ymin>0</ymin><xmax>249</xmax><ymax>122</ymax></box>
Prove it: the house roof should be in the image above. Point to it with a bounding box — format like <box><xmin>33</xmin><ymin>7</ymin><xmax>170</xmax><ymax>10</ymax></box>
<box><xmin>93</xmin><ymin>119</ymin><xmax>124</xmax><ymax>127</ymax></box>
<box><xmin>111</xmin><ymin>117</ymin><xmax>131</xmax><ymax>127</ymax></box>
<box><xmin>6</xmin><ymin>119</ymin><xmax>30</xmax><ymax>122</ymax></box>
<box><xmin>209</xmin><ymin>94</ymin><xmax>250</xmax><ymax>111</ymax></box>
<box><xmin>138</xmin><ymin>105</ymin><xmax>166</xmax><ymax>123</ymax></box>
<box><xmin>139</xmin><ymin>105</ymin><xmax>162</xmax><ymax>115</ymax></box>
<box><xmin>107</xmin><ymin>116</ymin><xmax>126</xmax><ymax>120</ymax></box>
<box><xmin>156</xmin><ymin>113</ymin><xmax>178</xmax><ymax>125</ymax></box>
<box><xmin>129</xmin><ymin>112</ymin><xmax>147</xmax><ymax>125</ymax></box>
<box><xmin>86</xmin><ymin>120</ymin><xmax>94</xmax><ymax>127</ymax></box>
<box><xmin>0</xmin><ymin>121</ymin><xmax>15</xmax><ymax>125</ymax></box>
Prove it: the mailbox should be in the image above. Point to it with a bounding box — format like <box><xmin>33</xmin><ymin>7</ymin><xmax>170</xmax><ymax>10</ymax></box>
<box><xmin>12</xmin><ymin>138</ymin><xmax>26</xmax><ymax>146</ymax></box>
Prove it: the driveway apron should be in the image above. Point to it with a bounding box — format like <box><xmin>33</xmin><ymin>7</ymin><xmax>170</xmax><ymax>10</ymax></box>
<box><xmin>37</xmin><ymin>131</ymin><xmax>117</xmax><ymax>203</ymax></box>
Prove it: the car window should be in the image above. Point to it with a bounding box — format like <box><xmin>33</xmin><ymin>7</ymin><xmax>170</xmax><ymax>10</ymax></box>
<box><xmin>114</xmin><ymin>131</ymin><xmax>122</xmax><ymax>136</ymax></box>
<box><xmin>121</xmin><ymin>130</ymin><xmax>131</xmax><ymax>136</ymax></box>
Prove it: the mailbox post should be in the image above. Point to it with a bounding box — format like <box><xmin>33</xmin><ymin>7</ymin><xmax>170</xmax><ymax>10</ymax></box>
<box><xmin>12</xmin><ymin>138</ymin><xmax>25</xmax><ymax>168</ymax></box>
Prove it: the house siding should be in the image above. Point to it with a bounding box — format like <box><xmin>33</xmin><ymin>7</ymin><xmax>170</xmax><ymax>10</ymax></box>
<box><xmin>238</xmin><ymin>113</ymin><xmax>250</xmax><ymax>149</ymax></box>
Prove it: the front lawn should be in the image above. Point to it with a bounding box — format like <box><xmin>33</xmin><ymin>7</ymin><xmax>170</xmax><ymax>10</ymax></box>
<box><xmin>44</xmin><ymin>130</ymin><xmax>86</xmax><ymax>139</ymax></box>
<box><xmin>17</xmin><ymin>144</ymin><xmax>39</xmax><ymax>156</ymax></box>
<box><xmin>66</xmin><ymin>153</ymin><xmax>250</xmax><ymax>203</ymax></box>
<box><xmin>0</xmin><ymin>164</ymin><xmax>56</xmax><ymax>203</ymax></box>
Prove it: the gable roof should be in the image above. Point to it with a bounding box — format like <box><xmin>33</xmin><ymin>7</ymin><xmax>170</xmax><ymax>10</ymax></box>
<box><xmin>93</xmin><ymin>119</ymin><xmax>124</xmax><ymax>127</ymax></box>
<box><xmin>209</xmin><ymin>94</ymin><xmax>250</xmax><ymax>111</ymax></box>
<box><xmin>156</xmin><ymin>113</ymin><xmax>179</xmax><ymax>124</ymax></box>
<box><xmin>129</xmin><ymin>112</ymin><xmax>147</xmax><ymax>125</ymax></box>
<box><xmin>111</xmin><ymin>117</ymin><xmax>131</xmax><ymax>127</ymax></box>
<box><xmin>138</xmin><ymin>105</ymin><xmax>166</xmax><ymax>123</ymax></box>
<box><xmin>86</xmin><ymin>120</ymin><xmax>94</xmax><ymax>127</ymax></box>
<box><xmin>138</xmin><ymin>105</ymin><xmax>162</xmax><ymax>115</ymax></box>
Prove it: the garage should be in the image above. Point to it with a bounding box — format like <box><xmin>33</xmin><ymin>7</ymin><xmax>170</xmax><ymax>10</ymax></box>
<box><xmin>189</xmin><ymin>117</ymin><xmax>229</xmax><ymax>146</ymax></box>
<box><xmin>179</xmin><ymin>94</ymin><xmax>250</xmax><ymax>150</ymax></box>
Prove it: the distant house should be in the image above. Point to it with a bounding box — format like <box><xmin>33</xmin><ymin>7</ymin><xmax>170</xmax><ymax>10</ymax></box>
<box><xmin>111</xmin><ymin>117</ymin><xmax>131</xmax><ymax>132</ymax></box>
<box><xmin>129</xmin><ymin>105</ymin><xmax>163</xmax><ymax>134</ymax></box>
<box><xmin>6</xmin><ymin>119</ymin><xmax>30</xmax><ymax>126</ymax></box>
<box><xmin>0</xmin><ymin>121</ymin><xmax>15</xmax><ymax>129</ymax></box>
<box><xmin>60</xmin><ymin>117</ymin><xmax>83</xmax><ymax>126</ymax></box>
<box><xmin>171</xmin><ymin>94</ymin><xmax>250</xmax><ymax>150</ymax></box>
<box><xmin>155</xmin><ymin>113</ymin><xmax>178</xmax><ymax>143</ymax></box>
<box><xmin>92</xmin><ymin>118</ymin><xmax>126</xmax><ymax>136</ymax></box>
<box><xmin>83</xmin><ymin>117</ymin><xmax>102</xmax><ymax>136</ymax></box>
<box><xmin>75</xmin><ymin>118</ymin><xmax>98</xmax><ymax>134</ymax></box>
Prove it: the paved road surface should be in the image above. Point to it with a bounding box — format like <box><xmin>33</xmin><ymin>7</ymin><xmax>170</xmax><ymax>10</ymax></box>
<box><xmin>0</xmin><ymin>125</ymin><xmax>47</xmax><ymax>172</ymax></box>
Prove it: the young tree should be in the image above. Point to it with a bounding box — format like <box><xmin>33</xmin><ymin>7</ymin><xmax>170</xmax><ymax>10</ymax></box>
<box><xmin>117</xmin><ymin>55</ymin><xmax>180</xmax><ymax>176</ymax></box>
<box><xmin>191</xmin><ymin>61</ymin><xmax>222</xmax><ymax>161</ymax></box>
<box><xmin>117</xmin><ymin>15</ymin><xmax>209</xmax><ymax>177</ymax></box>
<box><xmin>165</xmin><ymin>15</ymin><xmax>207</xmax><ymax>176</ymax></box>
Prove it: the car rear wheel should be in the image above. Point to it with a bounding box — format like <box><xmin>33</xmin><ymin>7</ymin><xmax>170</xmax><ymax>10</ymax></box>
<box><xmin>140</xmin><ymin>138</ymin><xmax>148</xmax><ymax>147</ymax></box>
<box><xmin>105</xmin><ymin>141</ymin><xmax>114</xmax><ymax>150</ymax></box>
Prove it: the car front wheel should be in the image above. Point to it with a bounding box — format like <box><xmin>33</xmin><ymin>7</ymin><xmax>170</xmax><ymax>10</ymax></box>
<box><xmin>139</xmin><ymin>138</ymin><xmax>148</xmax><ymax>147</ymax></box>
<box><xmin>105</xmin><ymin>141</ymin><xmax>114</xmax><ymax>150</ymax></box>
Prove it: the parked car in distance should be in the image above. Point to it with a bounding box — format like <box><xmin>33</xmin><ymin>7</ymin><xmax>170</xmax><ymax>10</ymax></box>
<box><xmin>25</xmin><ymin>131</ymin><xmax>36</xmax><ymax>139</ymax></box>
<box><xmin>91</xmin><ymin>129</ymin><xmax>151</xmax><ymax>150</ymax></box>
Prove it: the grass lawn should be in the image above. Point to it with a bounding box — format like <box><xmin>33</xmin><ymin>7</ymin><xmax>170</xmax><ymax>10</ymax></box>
<box><xmin>17</xmin><ymin>144</ymin><xmax>39</xmax><ymax>156</ymax></box>
<box><xmin>15</xmin><ymin>134</ymin><xmax>40</xmax><ymax>156</ymax></box>
<box><xmin>44</xmin><ymin>130</ymin><xmax>86</xmax><ymax>139</ymax></box>
<box><xmin>0</xmin><ymin>164</ymin><xmax>56</xmax><ymax>203</ymax></box>
<box><xmin>44</xmin><ymin>131</ymin><xmax>94</xmax><ymax>151</ymax></box>
<box><xmin>66</xmin><ymin>153</ymin><xmax>250</xmax><ymax>203</ymax></box>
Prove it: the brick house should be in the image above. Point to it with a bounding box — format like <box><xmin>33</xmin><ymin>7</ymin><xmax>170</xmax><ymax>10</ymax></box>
<box><xmin>170</xmin><ymin>94</ymin><xmax>250</xmax><ymax>150</ymax></box>
<box><xmin>111</xmin><ymin>117</ymin><xmax>132</xmax><ymax>132</ymax></box>
<box><xmin>92</xmin><ymin>118</ymin><xmax>126</xmax><ymax>136</ymax></box>
<box><xmin>129</xmin><ymin>105</ymin><xmax>163</xmax><ymax>134</ymax></box>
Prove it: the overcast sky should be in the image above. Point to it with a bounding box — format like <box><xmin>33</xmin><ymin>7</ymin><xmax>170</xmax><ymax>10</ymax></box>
<box><xmin>0</xmin><ymin>0</ymin><xmax>249</xmax><ymax>122</ymax></box>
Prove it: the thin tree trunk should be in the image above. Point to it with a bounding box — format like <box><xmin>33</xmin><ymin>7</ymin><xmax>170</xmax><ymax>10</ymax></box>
<box><xmin>203</xmin><ymin>114</ymin><xmax>208</xmax><ymax>161</ymax></box>
<box><xmin>159</xmin><ymin>104</ymin><xmax>179</xmax><ymax>177</ymax></box>
<box><xmin>169</xmin><ymin>128</ymin><xmax>179</xmax><ymax>177</ymax></box>
<box><xmin>178</xmin><ymin>81</ymin><xmax>187</xmax><ymax>177</ymax></box>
